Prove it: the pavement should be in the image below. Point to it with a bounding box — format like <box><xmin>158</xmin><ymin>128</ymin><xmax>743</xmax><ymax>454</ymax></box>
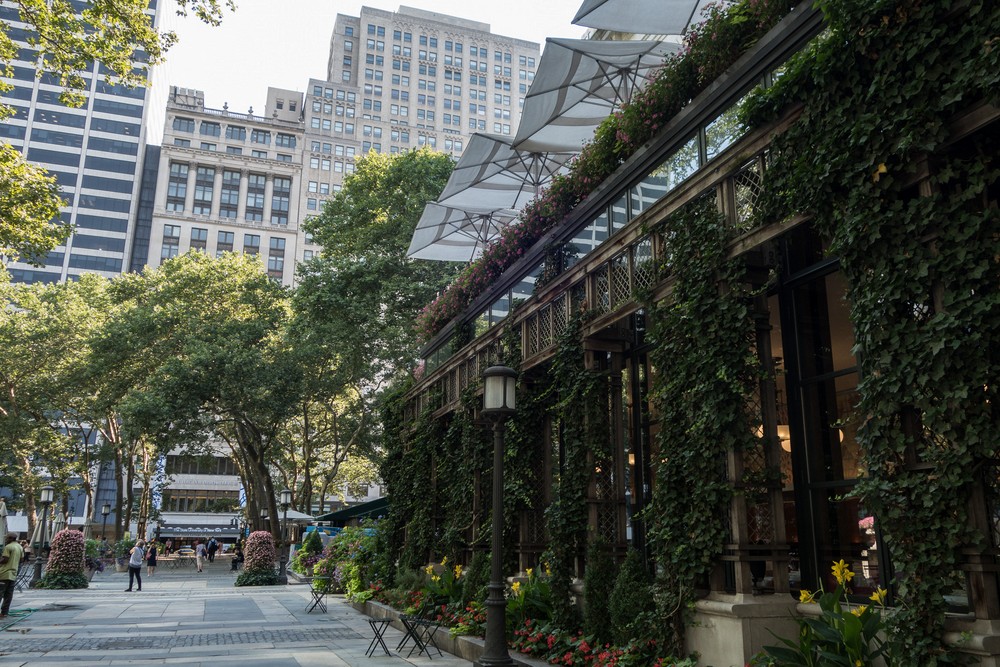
<box><xmin>0</xmin><ymin>560</ymin><xmax>474</xmax><ymax>667</ymax></box>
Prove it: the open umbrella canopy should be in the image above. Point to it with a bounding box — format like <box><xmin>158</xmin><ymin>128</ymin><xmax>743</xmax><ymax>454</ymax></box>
<box><xmin>50</xmin><ymin>511</ymin><xmax>66</xmax><ymax>537</ymax></box>
<box><xmin>408</xmin><ymin>203</ymin><xmax>518</xmax><ymax>262</ymax></box>
<box><xmin>514</xmin><ymin>38</ymin><xmax>681</xmax><ymax>153</ymax></box>
<box><xmin>572</xmin><ymin>0</ymin><xmax>715</xmax><ymax>35</ymax></box>
<box><xmin>0</xmin><ymin>499</ymin><xmax>7</xmax><ymax>545</ymax></box>
<box><xmin>436</xmin><ymin>133</ymin><xmax>574</xmax><ymax>211</ymax></box>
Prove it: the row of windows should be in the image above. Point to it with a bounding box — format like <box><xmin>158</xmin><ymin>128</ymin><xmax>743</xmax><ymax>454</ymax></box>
<box><xmin>310</xmin><ymin>85</ymin><xmax>357</xmax><ymax>103</ymax></box>
<box><xmin>308</xmin><ymin>141</ymin><xmax>356</xmax><ymax>156</ymax></box>
<box><xmin>171</xmin><ymin>117</ymin><xmax>297</xmax><ymax>148</ymax></box>
<box><xmin>171</xmin><ymin>137</ymin><xmax>291</xmax><ymax>161</ymax></box>
<box><xmin>308</xmin><ymin>157</ymin><xmax>356</xmax><ymax>173</ymax></box>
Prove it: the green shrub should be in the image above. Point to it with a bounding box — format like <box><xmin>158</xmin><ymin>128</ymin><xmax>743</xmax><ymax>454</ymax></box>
<box><xmin>609</xmin><ymin>549</ymin><xmax>654</xmax><ymax>646</ymax></box>
<box><xmin>461</xmin><ymin>551</ymin><xmax>489</xmax><ymax>605</ymax></box>
<box><xmin>243</xmin><ymin>531</ymin><xmax>276</xmax><ymax>572</ymax></box>
<box><xmin>36</xmin><ymin>571</ymin><xmax>89</xmax><ymax>589</ymax></box>
<box><xmin>583</xmin><ymin>538</ymin><xmax>615</xmax><ymax>644</ymax></box>
<box><xmin>235</xmin><ymin>568</ymin><xmax>279</xmax><ymax>587</ymax></box>
<box><xmin>39</xmin><ymin>530</ymin><xmax>87</xmax><ymax>588</ymax></box>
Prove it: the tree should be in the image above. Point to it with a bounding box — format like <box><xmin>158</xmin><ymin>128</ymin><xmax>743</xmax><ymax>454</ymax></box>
<box><xmin>0</xmin><ymin>0</ymin><xmax>234</xmax><ymax>264</ymax></box>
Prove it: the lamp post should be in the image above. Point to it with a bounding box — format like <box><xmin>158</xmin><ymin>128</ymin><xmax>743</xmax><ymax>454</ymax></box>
<box><xmin>100</xmin><ymin>502</ymin><xmax>110</xmax><ymax>542</ymax></box>
<box><xmin>279</xmin><ymin>488</ymin><xmax>292</xmax><ymax>585</ymax></box>
<box><xmin>30</xmin><ymin>485</ymin><xmax>55</xmax><ymax>587</ymax></box>
<box><xmin>476</xmin><ymin>366</ymin><xmax>517</xmax><ymax>667</ymax></box>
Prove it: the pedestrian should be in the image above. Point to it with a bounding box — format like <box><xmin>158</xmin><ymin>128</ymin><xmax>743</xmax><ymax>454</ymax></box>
<box><xmin>195</xmin><ymin>540</ymin><xmax>206</xmax><ymax>572</ymax></box>
<box><xmin>125</xmin><ymin>539</ymin><xmax>145</xmax><ymax>592</ymax></box>
<box><xmin>0</xmin><ymin>534</ymin><xmax>25</xmax><ymax>619</ymax></box>
<box><xmin>207</xmin><ymin>537</ymin><xmax>218</xmax><ymax>563</ymax></box>
<box><xmin>230</xmin><ymin>543</ymin><xmax>244</xmax><ymax>572</ymax></box>
<box><xmin>146</xmin><ymin>540</ymin><xmax>157</xmax><ymax>576</ymax></box>
<box><xmin>164</xmin><ymin>539</ymin><xmax>172</xmax><ymax>556</ymax></box>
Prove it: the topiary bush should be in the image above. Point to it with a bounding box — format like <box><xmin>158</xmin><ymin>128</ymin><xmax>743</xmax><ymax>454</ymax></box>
<box><xmin>291</xmin><ymin>529</ymin><xmax>324</xmax><ymax>574</ymax></box>
<box><xmin>609</xmin><ymin>549</ymin><xmax>654</xmax><ymax>646</ymax></box>
<box><xmin>38</xmin><ymin>529</ymin><xmax>88</xmax><ymax>589</ymax></box>
<box><xmin>235</xmin><ymin>530</ymin><xmax>278</xmax><ymax>586</ymax></box>
<box><xmin>583</xmin><ymin>538</ymin><xmax>615</xmax><ymax>645</ymax></box>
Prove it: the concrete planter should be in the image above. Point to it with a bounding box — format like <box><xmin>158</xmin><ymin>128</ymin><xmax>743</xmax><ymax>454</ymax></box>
<box><xmin>352</xmin><ymin>599</ymin><xmax>549</xmax><ymax>667</ymax></box>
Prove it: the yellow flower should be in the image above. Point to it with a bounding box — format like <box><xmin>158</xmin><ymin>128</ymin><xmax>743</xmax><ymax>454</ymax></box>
<box><xmin>870</xmin><ymin>587</ymin><xmax>887</xmax><ymax>606</ymax></box>
<box><xmin>441</xmin><ymin>556</ymin><xmax>448</xmax><ymax>566</ymax></box>
<box><xmin>832</xmin><ymin>559</ymin><xmax>855</xmax><ymax>586</ymax></box>
<box><xmin>454</xmin><ymin>564</ymin><xmax>463</xmax><ymax>579</ymax></box>
<box><xmin>431</xmin><ymin>574</ymin><xmax>441</xmax><ymax>583</ymax></box>
<box><xmin>526</xmin><ymin>567</ymin><xmax>534</xmax><ymax>578</ymax></box>
<box><xmin>856</xmin><ymin>661</ymin><xmax>863</xmax><ymax>667</ymax></box>
<box><xmin>851</xmin><ymin>605</ymin><xmax>868</xmax><ymax>616</ymax></box>
<box><xmin>424</xmin><ymin>564</ymin><xmax>435</xmax><ymax>575</ymax></box>
<box><xmin>511</xmin><ymin>581</ymin><xmax>521</xmax><ymax>594</ymax></box>
<box><xmin>799</xmin><ymin>589</ymin><xmax>818</xmax><ymax>604</ymax></box>
<box><xmin>543</xmin><ymin>562</ymin><xmax>552</xmax><ymax>577</ymax></box>
<box><xmin>872</xmin><ymin>162</ymin><xmax>887</xmax><ymax>183</ymax></box>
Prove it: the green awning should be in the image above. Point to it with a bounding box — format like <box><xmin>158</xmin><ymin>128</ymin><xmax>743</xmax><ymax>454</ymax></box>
<box><xmin>313</xmin><ymin>496</ymin><xmax>389</xmax><ymax>523</ymax></box>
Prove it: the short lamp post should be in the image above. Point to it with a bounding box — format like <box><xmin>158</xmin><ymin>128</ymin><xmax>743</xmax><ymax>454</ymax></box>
<box><xmin>100</xmin><ymin>502</ymin><xmax>111</xmax><ymax>541</ymax></box>
<box><xmin>30</xmin><ymin>485</ymin><xmax>55</xmax><ymax>587</ymax></box>
<box><xmin>279</xmin><ymin>488</ymin><xmax>292</xmax><ymax>585</ymax></box>
<box><xmin>476</xmin><ymin>366</ymin><xmax>517</xmax><ymax>667</ymax></box>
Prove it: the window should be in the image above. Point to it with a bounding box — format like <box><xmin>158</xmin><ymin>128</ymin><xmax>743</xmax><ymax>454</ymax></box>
<box><xmin>166</xmin><ymin>162</ymin><xmax>188</xmax><ymax>211</ymax></box>
<box><xmin>250</xmin><ymin>129</ymin><xmax>270</xmax><ymax>145</ymax></box>
<box><xmin>217</xmin><ymin>230</ymin><xmax>234</xmax><ymax>253</ymax></box>
<box><xmin>307</xmin><ymin>198</ymin><xmax>317</xmax><ymax>210</ymax></box>
<box><xmin>267</xmin><ymin>255</ymin><xmax>284</xmax><ymax>277</ymax></box>
<box><xmin>345</xmin><ymin>26</ymin><xmax>354</xmax><ymax>36</ymax></box>
<box><xmin>226</xmin><ymin>146</ymin><xmax>242</xmax><ymax>155</ymax></box>
<box><xmin>174</xmin><ymin>138</ymin><xmax>191</xmax><ymax>147</ymax></box>
<box><xmin>243</xmin><ymin>233</ymin><xmax>260</xmax><ymax>255</ymax></box>
<box><xmin>193</xmin><ymin>166</ymin><xmax>214</xmax><ymax>215</ymax></box>
<box><xmin>200</xmin><ymin>142</ymin><xmax>216</xmax><ymax>151</ymax></box>
<box><xmin>245</xmin><ymin>173</ymin><xmax>265</xmax><ymax>221</ymax></box>
<box><xmin>277</xmin><ymin>153</ymin><xmax>292</xmax><ymax>162</ymax></box>
<box><xmin>270</xmin><ymin>176</ymin><xmax>291</xmax><ymax>225</ymax></box>
<box><xmin>200</xmin><ymin>121</ymin><xmax>221</xmax><ymax>137</ymax></box>
<box><xmin>251</xmin><ymin>149</ymin><xmax>267</xmax><ymax>159</ymax></box>
<box><xmin>190</xmin><ymin>227</ymin><xmax>208</xmax><ymax>250</ymax></box>
<box><xmin>308</xmin><ymin>181</ymin><xmax>318</xmax><ymax>193</ymax></box>
<box><xmin>161</xmin><ymin>224</ymin><xmax>180</xmax><ymax>259</ymax></box>
<box><xmin>275</xmin><ymin>133</ymin><xmax>296</xmax><ymax>148</ymax></box>
<box><xmin>172</xmin><ymin>117</ymin><xmax>195</xmax><ymax>132</ymax></box>
<box><xmin>220</xmin><ymin>170</ymin><xmax>240</xmax><ymax>218</ymax></box>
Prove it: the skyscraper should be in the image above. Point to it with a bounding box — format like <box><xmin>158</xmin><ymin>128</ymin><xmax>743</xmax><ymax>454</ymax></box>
<box><xmin>0</xmin><ymin>0</ymin><xmax>160</xmax><ymax>284</ymax></box>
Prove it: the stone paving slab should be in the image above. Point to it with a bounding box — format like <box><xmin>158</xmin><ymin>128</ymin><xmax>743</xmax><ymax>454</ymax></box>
<box><xmin>0</xmin><ymin>565</ymin><xmax>473</xmax><ymax>666</ymax></box>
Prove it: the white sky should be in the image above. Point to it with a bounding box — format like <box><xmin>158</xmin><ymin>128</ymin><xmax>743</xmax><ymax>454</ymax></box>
<box><xmin>155</xmin><ymin>0</ymin><xmax>587</xmax><ymax>116</ymax></box>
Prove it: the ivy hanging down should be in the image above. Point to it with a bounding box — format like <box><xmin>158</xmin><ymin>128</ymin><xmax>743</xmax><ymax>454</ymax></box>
<box><xmin>743</xmin><ymin>0</ymin><xmax>1000</xmax><ymax>662</ymax></box>
<box><xmin>643</xmin><ymin>195</ymin><xmax>759</xmax><ymax>653</ymax></box>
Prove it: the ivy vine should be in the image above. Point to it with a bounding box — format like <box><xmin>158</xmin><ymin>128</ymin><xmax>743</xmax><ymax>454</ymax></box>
<box><xmin>743</xmin><ymin>0</ymin><xmax>1000</xmax><ymax>662</ymax></box>
<box><xmin>643</xmin><ymin>195</ymin><xmax>759</xmax><ymax>653</ymax></box>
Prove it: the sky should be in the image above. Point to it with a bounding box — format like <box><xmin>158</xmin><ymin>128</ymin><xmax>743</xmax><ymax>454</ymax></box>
<box><xmin>156</xmin><ymin>0</ymin><xmax>588</xmax><ymax>117</ymax></box>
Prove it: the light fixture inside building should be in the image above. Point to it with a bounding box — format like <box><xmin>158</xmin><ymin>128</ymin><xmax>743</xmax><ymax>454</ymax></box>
<box><xmin>777</xmin><ymin>425</ymin><xmax>792</xmax><ymax>452</ymax></box>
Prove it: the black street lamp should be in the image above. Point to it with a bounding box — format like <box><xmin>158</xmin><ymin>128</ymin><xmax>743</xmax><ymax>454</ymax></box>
<box><xmin>279</xmin><ymin>488</ymin><xmax>292</xmax><ymax>585</ymax></box>
<box><xmin>476</xmin><ymin>365</ymin><xmax>517</xmax><ymax>667</ymax></box>
<box><xmin>30</xmin><ymin>485</ymin><xmax>55</xmax><ymax>587</ymax></box>
<box><xmin>100</xmin><ymin>502</ymin><xmax>111</xmax><ymax>541</ymax></box>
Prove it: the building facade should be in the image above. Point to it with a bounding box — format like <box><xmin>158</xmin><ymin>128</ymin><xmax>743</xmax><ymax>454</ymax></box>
<box><xmin>0</xmin><ymin>0</ymin><xmax>159</xmax><ymax>285</ymax></box>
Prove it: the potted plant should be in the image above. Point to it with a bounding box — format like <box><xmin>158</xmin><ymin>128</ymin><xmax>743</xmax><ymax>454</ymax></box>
<box><xmin>113</xmin><ymin>537</ymin><xmax>135</xmax><ymax>572</ymax></box>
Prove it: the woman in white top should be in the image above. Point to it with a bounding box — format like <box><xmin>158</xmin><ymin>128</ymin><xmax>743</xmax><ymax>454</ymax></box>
<box><xmin>126</xmin><ymin>539</ymin><xmax>145</xmax><ymax>592</ymax></box>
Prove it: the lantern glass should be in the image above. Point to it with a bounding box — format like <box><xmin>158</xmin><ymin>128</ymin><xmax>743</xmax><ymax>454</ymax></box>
<box><xmin>101</xmin><ymin>503</ymin><xmax>111</xmax><ymax>516</ymax></box>
<box><xmin>40</xmin><ymin>485</ymin><xmax>54</xmax><ymax>504</ymax></box>
<box><xmin>482</xmin><ymin>366</ymin><xmax>517</xmax><ymax>414</ymax></box>
<box><xmin>280</xmin><ymin>488</ymin><xmax>292</xmax><ymax>508</ymax></box>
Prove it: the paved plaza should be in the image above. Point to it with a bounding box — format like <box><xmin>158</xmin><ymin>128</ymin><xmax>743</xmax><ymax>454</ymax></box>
<box><xmin>0</xmin><ymin>561</ymin><xmax>474</xmax><ymax>666</ymax></box>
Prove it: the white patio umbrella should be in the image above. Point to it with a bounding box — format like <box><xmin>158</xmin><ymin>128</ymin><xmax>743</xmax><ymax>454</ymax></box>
<box><xmin>436</xmin><ymin>133</ymin><xmax>575</xmax><ymax>212</ymax></box>
<box><xmin>514</xmin><ymin>38</ymin><xmax>682</xmax><ymax>153</ymax></box>
<box><xmin>28</xmin><ymin>515</ymin><xmax>42</xmax><ymax>550</ymax></box>
<box><xmin>407</xmin><ymin>203</ymin><xmax>518</xmax><ymax>262</ymax></box>
<box><xmin>81</xmin><ymin>520</ymin><xmax>93</xmax><ymax>541</ymax></box>
<box><xmin>0</xmin><ymin>498</ymin><xmax>7</xmax><ymax>545</ymax></box>
<box><xmin>50</xmin><ymin>511</ymin><xmax>66</xmax><ymax>537</ymax></box>
<box><xmin>572</xmin><ymin>0</ymin><xmax>716</xmax><ymax>35</ymax></box>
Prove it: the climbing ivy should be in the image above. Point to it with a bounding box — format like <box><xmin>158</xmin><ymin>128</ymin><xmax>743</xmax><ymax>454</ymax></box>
<box><xmin>743</xmin><ymin>0</ymin><xmax>1000</xmax><ymax>662</ymax></box>
<box><xmin>643</xmin><ymin>196</ymin><xmax>759</xmax><ymax>653</ymax></box>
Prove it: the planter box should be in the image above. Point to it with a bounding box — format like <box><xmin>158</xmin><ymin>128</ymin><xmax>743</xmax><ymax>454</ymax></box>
<box><xmin>353</xmin><ymin>599</ymin><xmax>549</xmax><ymax>667</ymax></box>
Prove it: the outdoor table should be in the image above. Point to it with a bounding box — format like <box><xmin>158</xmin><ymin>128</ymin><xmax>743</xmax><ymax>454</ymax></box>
<box><xmin>366</xmin><ymin>618</ymin><xmax>391</xmax><ymax>657</ymax></box>
<box><xmin>396</xmin><ymin>615</ymin><xmax>442</xmax><ymax>659</ymax></box>
<box><xmin>306</xmin><ymin>576</ymin><xmax>330</xmax><ymax>613</ymax></box>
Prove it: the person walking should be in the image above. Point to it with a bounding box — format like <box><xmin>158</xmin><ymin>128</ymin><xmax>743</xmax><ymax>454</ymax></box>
<box><xmin>125</xmin><ymin>539</ymin><xmax>145</xmax><ymax>591</ymax></box>
<box><xmin>146</xmin><ymin>541</ymin><xmax>157</xmax><ymax>576</ymax></box>
<box><xmin>207</xmin><ymin>537</ymin><xmax>218</xmax><ymax>563</ymax></box>
<box><xmin>195</xmin><ymin>540</ymin><xmax>206</xmax><ymax>572</ymax></box>
<box><xmin>0</xmin><ymin>534</ymin><xmax>24</xmax><ymax>620</ymax></box>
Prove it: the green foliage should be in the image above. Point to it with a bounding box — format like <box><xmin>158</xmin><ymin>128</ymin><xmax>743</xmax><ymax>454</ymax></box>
<box><xmin>235</xmin><ymin>568</ymin><xmax>279</xmax><ymax>587</ymax></box>
<box><xmin>0</xmin><ymin>144</ymin><xmax>67</xmax><ymax>264</ymax></box>
<box><xmin>741</xmin><ymin>0</ymin><xmax>1000</xmax><ymax>661</ymax></box>
<box><xmin>113</xmin><ymin>537</ymin><xmax>135</xmax><ymax>562</ymax></box>
<box><xmin>242</xmin><ymin>531</ymin><xmax>276</xmax><ymax>573</ymax></box>
<box><xmin>36</xmin><ymin>570</ymin><xmax>88</xmax><ymax>590</ymax></box>
<box><xmin>583</xmin><ymin>538</ymin><xmax>615</xmax><ymax>645</ymax></box>
<box><xmin>314</xmin><ymin>523</ymin><xmax>379</xmax><ymax>601</ymax></box>
<box><xmin>462</xmin><ymin>551</ymin><xmax>490</xmax><ymax>605</ymax></box>
<box><xmin>609</xmin><ymin>549</ymin><xmax>655</xmax><ymax>647</ymax></box>
<box><xmin>643</xmin><ymin>195</ymin><xmax>758</xmax><ymax>652</ymax></box>
<box><xmin>753</xmin><ymin>561</ymin><xmax>894</xmax><ymax>667</ymax></box>
<box><xmin>506</xmin><ymin>567</ymin><xmax>554</xmax><ymax>633</ymax></box>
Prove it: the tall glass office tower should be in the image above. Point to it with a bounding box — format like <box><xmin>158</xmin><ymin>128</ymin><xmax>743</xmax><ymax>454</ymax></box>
<box><xmin>0</xmin><ymin>0</ymin><xmax>160</xmax><ymax>284</ymax></box>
